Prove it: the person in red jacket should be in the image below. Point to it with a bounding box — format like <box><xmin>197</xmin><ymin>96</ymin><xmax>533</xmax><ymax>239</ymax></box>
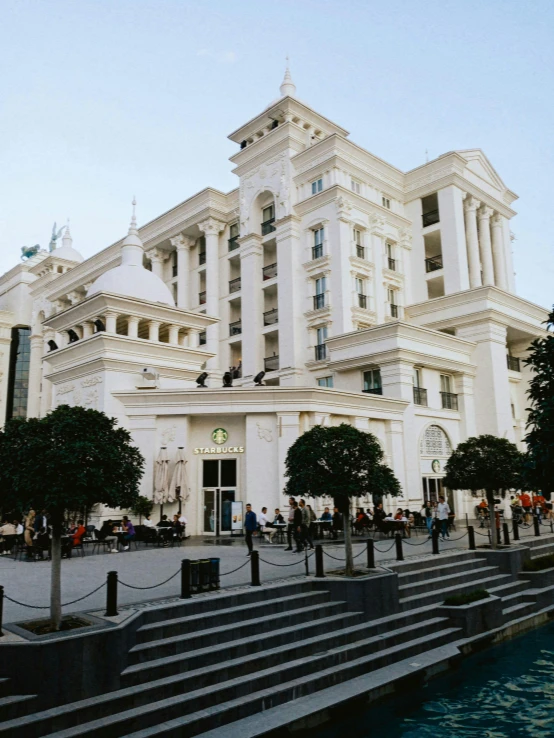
<box><xmin>70</xmin><ymin>520</ymin><xmax>86</xmax><ymax>547</ymax></box>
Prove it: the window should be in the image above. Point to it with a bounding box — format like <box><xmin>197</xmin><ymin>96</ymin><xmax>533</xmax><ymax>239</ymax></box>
<box><xmin>420</xmin><ymin>425</ymin><xmax>452</xmax><ymax>456</ymax></box>
<box><xmin>440</xmin><ymin>375</ymin><xmax>458</xmax><ymax>410</ymax></box>
<box><xmin>6</xmin><ymin>327</ymin><xmax>31</xmax><ymax>420</ymax></box>
<box><xmin>172</xmin><ymin>250</ymin><xmax>178</xmax><ymax>277</ymax></box>
<box><xmin>317</xmin><ymin>376</ymin><xmax>333</xmax><ymax>388</ymax></box>
<box><xmin>262</xmin><ymin>205</ymin><xmax>274</xmax><ymax>222</ymax></box>
<box><xmin>229</xmin><ymin>223</ymin><xmax>239</xmax><ymax>239</ymax></box>
<box><xmin>355</xmin><ymin>278</ymin><xmax>367</xmax><ymax>308</ymax></box>
<box><xmin>363</xmin><ymin>369</ymin><xmax>382</xmax><ymax>395</ymax></box>
<box><xmin>440</xmin><ymin>374</ymin><xmax>451</xmax><ymax>394</ymax></box>
<box><xmin>388</xmin><ymin>288</ymin><xmax>398</xmax><ymax>317</ymax></box>
<box><xmin>386</xmin><ymin>242</ymin><xmax>396</xmax><ymax>271</ymax></box>
<box><xmin>413</xmin><ymin>368</ymin><xmax>421</xmax><ymax>388</ymax></box>
<box><xmin>315</xmin><ymin>276</ymin><xmax>326</xmax><ymax>295</ymax></box>
<box><xmin>312</xmin><ymin>227</ymin><xmax>324</xmax><ymax>259</ymax></box>
<box><xmin>261</xmin><ymin>205</ymin><xmax>276</xmax><ymax>235</ymax></box>
<box><xmin>351</xmin><ymin>179</ymin><xmax>361</xmax><ymax>194</ymax></box>
<box><xmin>413</xmin><ymin>368</ymin><xmax>427</xmax><ymax>406</ymax></box>
<box><xmin>382</xmin><ymin>196</ymin><xmax>391</xmax><ymax>209</ymax></box>
<box><xmin>316</xmin><ymin>326</ymin><xmax>328</xmax><ymax>344</ymax></box>
<box><xmin>315</xmin><ymin>326</ymin><xmax>328</xmax><ymax>360</ymax></box>
<box><xmin>311</xmin><ymin>178</ymin><xmax>323</xmax><ymax>195</ymax></box>
<box><xmin>354</xmin><ymin>229</ymin><xmax>365</xmax><ymax>259</ymax></box>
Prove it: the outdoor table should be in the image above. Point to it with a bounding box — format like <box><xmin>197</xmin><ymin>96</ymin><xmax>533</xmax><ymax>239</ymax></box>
<box><xmin>271</xmin><ymin>523</ymin><xmax>286</xmax><ymax>544</ymax></box>
<box><xmin>313</xmin><ymin>521</ymin><xmax>332</xmax><ymax>539</ymax></box>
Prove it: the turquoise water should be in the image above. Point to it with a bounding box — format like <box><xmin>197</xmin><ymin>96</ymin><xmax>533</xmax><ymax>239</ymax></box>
<box><xmin>317</xmin><ymin>623</ymin><xmax>554</xmax><ymax>738</ymax></box>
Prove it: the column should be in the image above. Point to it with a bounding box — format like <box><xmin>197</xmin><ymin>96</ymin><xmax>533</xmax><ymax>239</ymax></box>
<box><xmin>275</xmin><ymin>215</ymin><xmax>303</xmax><ymax>384</ymax></box>
<box><xmin>146</xmin><ymin>248</ymin><xmax>167</xmax><ymax>280</ymax></box>
<box><xmin>26</xmin><ymin>334</ymin><xmax>44</xmax><ymax>418</ymax></box>
<box><xmin>385</xmin><ymin>419</ymin><xmax>407</xmax><ymax>502</ymax></box>
<box><xmin>40</xmin><ymin>329</ymin><xmax>55</xmax><ymax>417</ymax></box>
<box><xmin>148</xmin><ymin>320</ymin><xmax>161</xmax><ymax>342</ymax></box>
<box><xmin>455</xmin><ymin>373</ymin><xmax>477</xmax><ymax>440</ymax></box>
<box><xmin>501</xmin><ymin>216</ymin><xmax>516</xmax><ymax>293</ymax></box>
<box><xmin>82</xmin><ymin>321</ymin><xmax>94</xmax><ymax>338</ymax></box>
<box><xmin>463</xmin><ymin>196</ymin><xmax>482</xmax><ymax>288</ymax></box>
<box><xmin>437</xmin><ymin>186</ymin><xmax>470</xmax><ymax>293</ymax></box>
<box><xmin>168</xmin><ymin>325</ymin><xmax>180</xmax><ymax>345</ymax></box>
<box><xmin>105</xmin><ymin>311</ymin><xmax>117</xmax><ymax>334</ymax></box>
<box><xmin>127</xmin><ymin>316</ymin><xmax>139</xmax><ymax>338</ymax></box>
<box><xmin>477</xmin><ymin>205</ymin><xmax>495</xmax><ymax>286</ymax></box>
<box><xmin>187</xmin><ymin>329</ymin><xmax>200</xmax><ymax>348</ymax></box>
<box><xmin>491</xmin><ymin>213</ymin><xmax>507</xmax><ymax>290</ymax></box>
<box><xmin>370</xmin><ymin>214</ymin><xmax>386</xmax><ymax>323</ymax></box>
<box><xmin>199</xmin><ymin>218</ymin><xmax>225</xmax><ymax>371</ymax></box>
<box><xmin>239</xmin><ymin>234</ymin><xmax>264</xmax><ymax>379</ymax></box>
<box><xmin>277</xmin><ymin>412</ymin><xmax>301</xmax><ymax>495</ymax></box>
<box><xmin>170</xmin><ymin>234</ymin><xmax>195</xmax><ymax>308</ymax></box>
<box><xmin>330</xmin><ymin>205</ymin><xmax>354</xmax><ymax>334</ymax></box>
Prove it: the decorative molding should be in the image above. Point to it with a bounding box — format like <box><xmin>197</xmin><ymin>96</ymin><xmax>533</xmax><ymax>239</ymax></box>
<box><xmin>81</xmin><ymin>375</ymin><xmax>102</xmax><ymax>388</ymax></box>
<box><xmin>170</xmin><ymin>233</ymin><xmax>196</xmax><ymax>251</ymax></box>
<box><xmin>199</xmin><ymin>218</ymin><xmax>225</xmax><ymax>236</ymax></box>
<box><xmin>57</xmin><ymin>383</ymin><xmax>75</xmax><ymax>395</ymax></box>
<box><xmin>161</xmin><ymin>425</ymin><xmax>177</xmax><ymax>444</ymax></box>
<box><xmin>256</xmin><ymin>423</ymin><xmax>273</xmax><ymax>442</ymax></box>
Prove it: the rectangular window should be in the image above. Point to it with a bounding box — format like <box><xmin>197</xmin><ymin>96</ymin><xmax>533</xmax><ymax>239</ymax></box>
<box><xmin>353</xmin><ymin>229</ymin><xmax>362</xmax><ymax>245</ymax></box>
<box><xmin>262</xmin><ymin>205</ymin><xmax>274</xmax><ymax>222</ymax></box>
<box><xmin>440</xmin><ymin>374</ymin><xmax>451</xmax><ymax>393</ymax></box>
<box><xmin>229</xmin><ymin>223</ymin><xmax>239</xmax><ymax>239</ymax></box>
<box><xmin>316</xmin><ymin>325</ymin><xmax>328</xmax><ymax>344</ymax></box>
<box><xmin>317</xmin><ymin>376</ymin><xmax>334</xmax><ymax>388</ymax></box>
<box><xmin>314</xmin><ymin>228</ymin><xmax>324</xmax><ymax>247</ymax></box>
<box><xmin>311</xmin><ymin>178</ymin><xmax>323</xmax><ymax>195</ymax></box>
<box><xmin>351</xmin><ymin>180</ymin><xmax>361</xmax><ymax>194</ymax></box>
<box><xmin>315</xmin><ymin>277</ymin><xmax>326</xmax><ymax>295</ymax></box>
<box><xmin>413</xmin><ymin>368</ymin><xmax>421</xmax><ymax>388</ymax></box>
<box><xmin>382</xmin><ymin>196</ymin><xmax>391</xmax><ymax>209</ymax></box>
<box><xmin>363</xmin><ymin>369</ymin><xmax>382</xmax><ymax>394</ymax></box>
<box><xmin>355</xmin><ymin>277</ymin><xmax>364</xmax><ymax>295</ymax></box>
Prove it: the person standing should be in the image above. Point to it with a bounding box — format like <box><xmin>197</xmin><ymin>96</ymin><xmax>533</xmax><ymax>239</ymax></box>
<box><xmin>244</xmin><ymin>503</ymin><xmax>257</xmax><ymax>556</ymax></box>
<box><xmin>292</xmin><ymin>501</ymin><xmax>303</xmax><ymax>552</ymax></box>
<box><xmin>422</xmin><ymin>500</ymin><xmax>433</xmax><ymax>538</ymax></box>
<box><xmin>285</xmin><ymin>496</ymin><xmax>295</xmax><ymax>551</ymax></box>
<box><xmin>437</xmin><ymin>495</ymin><xmax>451</xmax><ymax>540</ymax></box>
<box><xmin>299</xmin><ymin>499</ymin><xmax>314</xmax><ymax>550</ymax></box>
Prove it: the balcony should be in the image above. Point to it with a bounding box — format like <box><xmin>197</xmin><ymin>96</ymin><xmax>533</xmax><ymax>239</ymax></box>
<box><xmin>229</xmin><ymin>277</ymin><xmax>241</xmax><ymax>294</ymax></box>
<box><xmin>362</xmin><ymin>387</ymin><xmax>382</xmax><ymax>395</ymax></box>
<box><xmin>390</xmin><ymin>304</ymin><xmax>399</xmax><ymax>318</ymax></box>
<box><xmin>387</xmin><ymin>257</ymin><xmax>396</xmax><ymax>271</ymax></box>
<box><xmin>263</xmin><ymin>308</ymin><xmax>278</xmax><ymax>326</ymax></box>
<box><xmin>356</xmin><ymin>245</ymin><xmax>365</xmax><ymax>259</ymax></box>
<box><xmin>425</xmin><ymin>255</ymin><xmax>443</xmax><ymax>273</ymax></box>
<box><xmin>229</xmin><ymin>320</ymin><xmax>242</xmax><ymax>336</ymax></box>
<box><xmin>261</xmin><ymin>218</ymin><xmax>276</xmax><ymax>236</ymax></box>
<box><xmin>199</xmin><ymin>252</ymin><xmax>206</xmax><ymax>266</ymax></box>
<box><xmin>441</xmin><ymin>392</ymin><xmax>459</xmax><ymax>411</ymax></box>
<box><xmin>357</xmin><ymin>293</ymin><xmax>367</xmax><ymax>309</ymax></box>
<box><xmin>413</xmin><ymin>387</ymin><xmax>428</xmax><ymax>406</ymax></box>
<box><xmin>199</xmin><ymin>291</ymin><xmax>206</xmax><ymax>305</ymax></box>
<box><xmin>264</xmin><ymin>355</ymin><xmax>279</xmax><ymax>372</ymax></box>
<box><xmin>507</xmin><ymin>355</ymin><xmax>521</xmax><ymax>372</ymax></box>
<box><xmin>314</xmin><ymin>343</ymin><xmax>327</xmax><ymax>361</ymax></box>
<box><xmin>263</xmin><ymin>263</ymin><xmax>278</xmax><ymax>280</ymax></box>
<box><xmin>313</xmin><ymin>294</ymin><xmax>326</xmax><ymax>310</ymax></box>
<box><xmin>312</xmin><ymin>244</ymin><xmax>323</xmax><ymax>260</ymax></box>
<box><xmin>422</xmin><ymin>209</ymin><xmax>440</xmax><ymax>227</ymax></box>
<box><xmin>228</xmin><ymin>236</ymin><xmax>240</xmax><ymax>252</ymax></box>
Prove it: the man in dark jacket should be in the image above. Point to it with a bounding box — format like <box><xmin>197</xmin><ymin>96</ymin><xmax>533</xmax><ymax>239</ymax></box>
<box><xmin>244</xmin><ymin>504</ymin><xmax>257</xmax><ymax>556</ymax></box>
<box><xmin>293</xmin><ymin>501</ymin><xmax>303</xmax><ymax>552</ymax></box>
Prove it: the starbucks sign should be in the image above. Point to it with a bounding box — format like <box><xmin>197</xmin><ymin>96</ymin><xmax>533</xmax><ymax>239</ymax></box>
<box><xmin>194</xmin><ymin>427</ymin><xmax>244</xmax><ymax>455</ymax></box>
<box><xmin>212</xmin><ymin>428</ymin><xmax>228</xmax><ymax>445</ymax></box>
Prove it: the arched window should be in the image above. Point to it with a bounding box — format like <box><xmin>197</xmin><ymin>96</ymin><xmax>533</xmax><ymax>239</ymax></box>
<box><xmin>420</xmin><ymin>425</ymin><xmax>452</xmax><ymax>457</ymax></box>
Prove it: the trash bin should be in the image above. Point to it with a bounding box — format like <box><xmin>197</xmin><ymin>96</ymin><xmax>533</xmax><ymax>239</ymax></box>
<box><xmin>190</xmin><ymin>560</ymin><xmax>200</xmax><ymax>592</ymax></box>
<box><xmin>199</xmin><ymin>559</ymin><xmax>211</xmax><ymax>591</ymax></box>
<box><xmin>209</xmin><ymin>558</ymin><xmax>220</xmax><ymax>590</ymax></box>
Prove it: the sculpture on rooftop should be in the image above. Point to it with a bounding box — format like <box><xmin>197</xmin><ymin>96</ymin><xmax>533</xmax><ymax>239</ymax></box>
<box><xmin>20</xmin><ymin>244</ymin><xmax>41</xmax><ymax>260</ymax></box>
<box><xmin>49</xmin><ymin>222</ymin><xmax>66</xmax><ymax>252</ymax></box>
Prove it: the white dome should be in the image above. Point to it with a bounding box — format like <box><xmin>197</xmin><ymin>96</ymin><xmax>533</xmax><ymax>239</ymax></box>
<box><xmin>52</xmin><ymin>245</ymin><xmax>84</xmax><ymax>263</ymax></box>
<box><xmin>87</xmin><ymin>201</ymin><xmax>174</xmax><ymax>306</ymax></box>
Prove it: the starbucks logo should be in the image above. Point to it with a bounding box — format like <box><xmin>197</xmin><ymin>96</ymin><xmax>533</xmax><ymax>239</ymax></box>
<box><xmin>212</xmin><ymin>428</ymin><xmax>228</xmax><ymax>445</ymax></box>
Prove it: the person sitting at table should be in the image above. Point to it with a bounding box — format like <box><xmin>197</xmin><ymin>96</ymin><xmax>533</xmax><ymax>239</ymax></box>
<box><xmin>258</xmin><ymin>507</ymin><xmax>269</xmax><ymax>538</ymax></box>
<box><xmin>35</xmin><ymin>526</ymin><xmax>51</xmax><ymax>560</ymax></box>
<box><xmin>157</xmin><ymin>514</ymin><xmax>173</xmax><ymax>547</ymax></box>
<box><xmin>172</xmin><ymin>515</ymin><xmax>184</xmax><ymax>542</ymax></box>
<box><xmin>0</xmin><ymin>520</ymin><xmax>17</xmax><ymax>555</ymax></box>
<box><xmin>263</xmin><ymin>508</ymin><xmax>284</xmax><ymax>543</ymax></box>
<box><xmin>118</xmin><ymin>516</ymin><xmax>136</xmax><ymax>551</ymax></box>
<box><xmin>354</xmin><ymin>508</ymin><xmax>370</xmax><ymax>534</ymax></box>
<box><xmin>331</xmin><ymin>506</ymin><xmax>342</xmax><ymax>540</ymax></box>
<box><xmin>143</xmin><ymin>515</ymin><xmax>155</xmax><ymax>528</ymax></box>
<box><xmin>320</xmin><ymin>507</ymin><xmax>332</xmax><ymax>522</ymax></box>
<box><xmin>97</xmin><ymin>519</ymin><xmax>119</xmax><ymax>552</ymax></box>
<box><xmin>70</xmin><ymin>519</ymin><xmax>86</xmax><ymax>547</ymax></box>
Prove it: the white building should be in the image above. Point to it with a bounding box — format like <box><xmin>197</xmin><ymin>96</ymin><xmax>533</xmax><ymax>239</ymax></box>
<box><xmin>0</xmin><ymin>68</ymin><xmax>547</xmax><ymax>532</ymax></box>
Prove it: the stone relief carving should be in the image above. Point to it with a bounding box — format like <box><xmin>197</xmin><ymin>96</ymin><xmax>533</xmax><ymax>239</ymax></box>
<box><xmin>57</xmin><ymin>383</ymin><xmax>75</xmax><ymax>396</ymax></box>
<box><xmin>240</xmin><ymin>152</ymin><xmax>290</xmax><ymax>231</ymax></box>
<box><xmin>161</xmin><ymin>425</ymin><xmax>177</xmax><ymax>444</ymax></box>
<box><xmin>82</xmin><ymin>388</ymin><xmax>98</xmax><ymax>409</ymax></box>
<box><xmin>81</xmin><ymin>376</ymin><xmax>103</xmax><ymax>387</ymax></box>
<box><xmin>256</xmin><ymin>423</ymin><xmax>273</xmax><ymax>442</ymax></box>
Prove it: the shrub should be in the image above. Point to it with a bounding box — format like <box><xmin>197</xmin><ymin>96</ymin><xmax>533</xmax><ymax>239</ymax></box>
<box><xmin>444</xmin><ymin>590</ymin><xmax>490</xmax><ymax>606</ymax></box>
<box><xmin>522</xmin><ymin>554</ymin><xmax>554</xmax><ymax>572</ymax></box>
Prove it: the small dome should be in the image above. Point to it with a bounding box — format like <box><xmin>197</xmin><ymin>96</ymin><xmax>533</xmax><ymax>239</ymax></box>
<box><xmin>87</xmin><ymin>200</ymin><xmax>174</xmax><ymax>306</ymax></box>
<box><xmin>52</xmin><ymin>223</ymin><xmax>84</xmax><ymax>262</ymax></box>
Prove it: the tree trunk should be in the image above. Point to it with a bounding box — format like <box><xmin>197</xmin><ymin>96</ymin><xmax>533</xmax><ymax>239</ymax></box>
<box><xmin>50</xmin><ymin>512</ymin><xmax>63</xmax><ymax>630</ymax></box>
<box><xmin>343</xmin><ymin>511</ymin><xmax>354</xmax><ymax>576</ymax></box>
<box><xmin>486</xmin><ymin>489</ymin><xmax>497</xmax><ymax>550</ymax></box>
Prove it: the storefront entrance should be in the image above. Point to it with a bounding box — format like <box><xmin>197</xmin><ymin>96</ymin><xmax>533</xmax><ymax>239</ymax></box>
<box><xmin>202</xmin><ymin>459</ymin><xmax>237</xmax><ymax>535</ymax></box>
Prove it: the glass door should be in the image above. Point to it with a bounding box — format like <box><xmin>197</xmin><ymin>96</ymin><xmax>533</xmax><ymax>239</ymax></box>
<box><xmin>202</xmin><ymin>460</ymin><xmax>237</xmax><ymax>535</ymax></box>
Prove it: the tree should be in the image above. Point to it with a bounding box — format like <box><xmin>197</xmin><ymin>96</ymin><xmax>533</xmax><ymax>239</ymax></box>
<box><xmin>131</xmin><ymin>495</ymin><xmax>154</xmax><ymax>523</ymax></box>
<box><xmin>284</xmin><ymin>423</ymin><xmax>401</xmax><ymax>575</ymax></box>
<box><xmin>0</xmin><ymin>405</ymin><xmax>144</xmax><ymax>629</ymax></box>
<box><xmin>443</xmin><ymin>435</ymin><xmax>524</xmax><ymax>549</ymax></box>
<box><xmin>524</xmin><ymin>308</ymin><xmax>554</xmax><ymax>499</ymax></box>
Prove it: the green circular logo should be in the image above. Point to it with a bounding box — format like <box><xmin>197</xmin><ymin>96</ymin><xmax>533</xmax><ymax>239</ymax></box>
<box><xmin>212</xmin><ymin>428</ymin><xmax>228</xmax><ymax>445</ymax></box>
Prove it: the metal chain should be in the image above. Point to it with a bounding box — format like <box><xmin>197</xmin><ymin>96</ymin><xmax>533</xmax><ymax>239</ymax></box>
<box><xmin>402</xmin><ymin>537</ymin><xmax>432</xmax><ymax>546</ymax></box>
<box><xmin>4</xmin><ymin>581</ymin><xmax>106</xmax><ymax>609</ymax></box>
<box><xmin>374</xmin><ymin>540</ymin><xmax>397</xmax><ymax>553</ymax></box>
<box><xmin>219</xmin><ymin>559</ymin><xmax>250</xmax><ymax>576</ymax></box>
<box><xmin>119</xmin><ymin>569</ymin><xmax>180</xmax><ymax>590</ymax></box>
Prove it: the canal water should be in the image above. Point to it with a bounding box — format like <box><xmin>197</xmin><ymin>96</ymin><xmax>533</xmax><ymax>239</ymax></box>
<box><xmin>317</xmin><ymin>623</ymin><xmax>554</xmax><ymax>738</ymax></box>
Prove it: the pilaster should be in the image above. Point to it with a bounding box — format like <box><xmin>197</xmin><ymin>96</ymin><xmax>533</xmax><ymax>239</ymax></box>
<box><xmin>491</xmin><ymin>214</ymin><xmax>508</xmax><ymax>291</ymax></box>
<box><xmin>370</xmin><ymin>214</ymin><xmax>386</xmax><ymax>323</ymax></box>
<box><xmin>275</xmin><ymin>214</ymin><xmax>303</xmax><ymax>382</ymax></box>
<box><xmin>437</xmin><ymin>186</ymin><xmax>470</xmax><ymax>293</ymax></box>
<box><xmin>239</xmin><ymin>234</ymin><xmax>264</xmax><ymax>380</ymax></box>
<box><xmin>277</xmin><ymin>412</ymin><xmax>301</xmax><ymax>496</ymax></box>
<box><xmin>170</xmin><ymin>233</ymin><xmax>195</xmax><ymax>309</ymax></box>
<box><xmin>463</xmin><ymin>196</ymin><xmax>482</xmax><ymax>288</ymax></box>
<box><xmin>199</xmin><ymin>218</ymin><xmax>225</xmax><ymax>370</ymax></box>
<box><xmin>477</xmin><ymin>205</ymin><xmax>495</xmax><ymax>286</ymax></box>
<box><xmin>26</xmin><ymin>334</ymin><xmax>44</xmax><ymax>418</ymax></box>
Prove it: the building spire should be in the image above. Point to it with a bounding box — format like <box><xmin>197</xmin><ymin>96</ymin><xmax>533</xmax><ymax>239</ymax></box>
<box><xmin>129</xmin><ymin>196</ymin><xmax>138</xmax><ymax>234</ymax></box>
<box><xmin>62</xmin><ymin>218</ymin><xmax>72</xmax><ymax>248</ymax></box>
<box><xmin>279</xmin><ymin>56</ymin><xmax>296</xmax><ymax>98</ymax></box>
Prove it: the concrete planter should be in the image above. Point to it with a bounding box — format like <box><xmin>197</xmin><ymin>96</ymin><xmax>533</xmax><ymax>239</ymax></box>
<box><xmin>479</xmin><ymin>546</ymin><xmax>531</xmax><ymax>577</ymax></box>
<box><xmin>520</xmin><ymin>566</ymin><xmax>554</xmax><ymax>588</ymax></box>
<box><xmin>438</xmin><ymin>594</ymin><xmax>502</xmax><ymax>637</ymax></box>
<box><xmin>314</xmin><ymin>570</ymin><xmax>400</xmax><ymax>619</ymax></box>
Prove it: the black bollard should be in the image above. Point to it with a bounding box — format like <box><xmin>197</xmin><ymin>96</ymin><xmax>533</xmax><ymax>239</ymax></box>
<box><xmin>105</xmin><ymin>571</ymin><xmax>118</xmax><ymax>617</ymax></box>
<box><xmin>367</xmin><ymin>539</ymin><xmax>375</xmax><ymax>569</ymax></box>
<box><xmin>210</xmin><ymin>558</ymin><xmax>220</xmax><ymax>590</ymax></box>
<box><xmin>503</xmin><ymin>522</ymin><xmax>510</xmax><ymax>546</ymax></box>
<box><xmin>181</xmin><ymin>559</ymin><xmax>191</xmax><ymax>599</ymax></box>
<box><xmin>304</xmin><ymin>547</ymin><xmax>310</xmax><ymax>577</ymax></box>
<box><xmin>513</xmin><ymin>518</ymin><xmax>520</xmax><ymax>541</ymax></box>
<box><xmin>468</xmin><ymin>525</ymin><xmax>476</xmax><ymax>551</ymax></box>
<box><xmin>497</xmin><ymin>524</ymin><xmax>502</xmax><ymax>547</ymax></box>
<box><xmin>315</xmin><ymin>545</ymin><xmax>325</xmax><ymax>578</ymax></box>
<box><xmin>395</xmin><ymin>533</ymin><xmax>404</xmax><ymax>561</ymax></box>
<box><xmin>534</xmin><ymin>515</ymin><xmax>541</xmax><ymax>537</ymax></box>
<box><xmin>250</xmin><ymin>550</ymin><xmax>261</xmax><ymax>586</ymax></box>
<box><xmin>432</xmin><ymin>529</ymin><xmax>440</xmax><ymax>555</ymax></box>
<box><xmin>0</xmin><ymin>585</ymin><xmax>3</xmax><ymax>637</ymax></box>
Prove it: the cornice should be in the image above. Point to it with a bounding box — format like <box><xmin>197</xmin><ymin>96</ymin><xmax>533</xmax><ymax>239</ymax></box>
<box><xmin>230</xmin><ymin>125</ymin><xmax>305</xmax><ymax>176</ymax></box>
<box><xmin>328</xmin><ymin>346</ymin><xmax>476</xmax><ymax>377</ymax></box>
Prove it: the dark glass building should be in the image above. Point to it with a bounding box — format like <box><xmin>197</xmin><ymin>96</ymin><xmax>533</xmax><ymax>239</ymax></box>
<box><xmin>5</xmin><ymin>326</ymin><xmax>31</xmax><ymax>420</ymax></box>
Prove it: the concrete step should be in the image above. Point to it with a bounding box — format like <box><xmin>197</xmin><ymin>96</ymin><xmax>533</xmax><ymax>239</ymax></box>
<box><xmin>34</xmin><ymin>626</ymin><xmax>462</xmax><ymax>738</ymax></box>
<box><xmin>388</xmin><ymin>550</ymin><xmax>478</xmax><ymax>575</ymax></box>
<box><xmin>529</xmin><ymin>542</ymin><xmax>554</xmax><ymax>558</ymax></box>
<box><xmin>500</xmin><ymin>590</ymin><xmax>532</xmax><ymax>608</ymax></box>
<box><xmin>0</xmin><ymin>694</ymin><xmax>36</xmax><ymax>722</ymax></box>
<box><xmin>136</xmin><ymin>590</ymin><xmax>331</xmax><ymax>643</ymax></box>
<box><xmin>487</xmin><ymin>579</ymin><xmax>530</xmax><ymax>599</ymax></box>
<box><xmin>0</xmin><ymin>680</ymin><xmax>11</xmax><ymax>698</ymax></box>
<box><xmin>398</xmin><ymin>565</ymin><xmax>500</xmax><ymax>598</ymax></box>
<box><xmin>395</xmin><ymin>557</ymin><xmax>489</xmax><ymax>585</ymax></box>
<box><xmin>400</xmin><ymin>573</ymin><xmax>513</xmax><ymax>610</ymax></box>
<box><xmin>128</xmin><ymin>600</ymin><xmax>350</xmax><ymax>665</ymax></box>
<box><xmin>502</xmin><ymin>601</ymin><xmax>538</xmax><ymax>622</ymax></box>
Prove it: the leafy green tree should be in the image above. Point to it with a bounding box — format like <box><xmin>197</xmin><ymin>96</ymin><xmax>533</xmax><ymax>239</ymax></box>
<box><xmin>443</xmin><ymin>435</ymin><xmax>524</xmax><ymax>549</ymax></box>
<box><xmin>524</xmin><ymin>308</ymin><xmax>554</xmax><ymax>499</ymax></box>
<box><xmin>0</xmin><ymin>405</ymin><xmax>144</xmax><ymax>629</ymax></box>
<box><xmin>284</xmin><ymin>423</ymin><xmax>401</xmax><ymax>575</ymax></box>
<box><xmin>131</xmin><ymin>495</ymin><xmax>154</xmax><ymax>523</ymax></box>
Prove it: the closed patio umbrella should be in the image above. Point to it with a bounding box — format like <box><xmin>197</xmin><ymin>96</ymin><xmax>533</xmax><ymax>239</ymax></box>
<box><xmin>169</xmin><ymin>447</ymin><xmax>190</xmax><ymax>509</ymax></box>
<box><xmin>154</xmin><ymin>447</ymin><xmax>170</xmax><ymax>506</ymax></box>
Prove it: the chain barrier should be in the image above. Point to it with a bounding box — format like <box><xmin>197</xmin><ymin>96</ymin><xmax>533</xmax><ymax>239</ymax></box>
<box><xmin>119</xmin><ymin>569</ymin><xmax>180</xmax><ymax>590</ymax></box>
<box><xmin>4</xmin><ymin>581</ymin><xmax>106</xmax><ymax>610</ymax></box>
<box><xmin>445</xmin><ymin>531</ymin><xmax>469</xmax><ymax>541</ymax></box>
<box><xmin>259</xmin><ymin>553</ymin><xmax>314</xmax><ymax>567</ymax></box>
<box><xmin>219</xmin><ymin>559</ymin><xmax>250</xmax><ymax>576</ymax></box>
<box><xmin>402</xmin><ymin>537</ymin><xmax>431</xmax><ymax>546</ymax></box>
<box><xmin>373</xmin><ymin>540</ymin><xmax>397</xmax><ymax>553</ymax></box>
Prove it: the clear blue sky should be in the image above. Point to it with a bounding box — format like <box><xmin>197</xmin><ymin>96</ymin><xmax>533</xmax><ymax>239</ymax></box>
<box><xmin>1</xmin><ymin>0</ymin><xmax>552</xmax><ymax>309</ymax></box>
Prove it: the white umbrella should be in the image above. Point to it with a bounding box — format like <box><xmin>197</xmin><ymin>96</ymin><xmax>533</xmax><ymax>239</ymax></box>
<box><xmin>168</xmin><ymin>447</ymin><xmax>190</xmax><ymax>504</ymax></box>
<box><xmin>154</xmin><ymin>447</ymin><xmax>170</xmax><ymax>505</ymax></box>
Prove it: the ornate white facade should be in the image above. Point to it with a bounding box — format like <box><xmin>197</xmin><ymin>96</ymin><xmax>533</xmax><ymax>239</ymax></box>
<box><xmin>0</xmin><ymin>69</ymin><xmax>547</xmax><ymax>531</ymax></box>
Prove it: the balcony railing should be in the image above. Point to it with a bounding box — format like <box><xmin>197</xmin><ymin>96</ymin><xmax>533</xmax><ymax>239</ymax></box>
<box><xmin>507</xmin><ymin>355</ymin><xmax>521</xmax><ymax>372</ymax></box>
<box><xmin>390</xmin><ymin>303</ymin><xmax>399</xmax><ymax>318</ymax></box>
<box><xmin>263</xmin><ymin>263</ymin><xmax>278</xmax><ymax>280</ymax></box>
<box><xmin>229</xmin><ymin>320</ymin><xmax>242</xmax><ymax>336</ymax></box>
<box><xmin>387</xmin><ymin>257</ymin><xmax>396</xmax><ymax>271</ymax></box>
<box><xmin>314</xmin><ymin>343</ymin><xmax>327</xmax><ymax>361</ymax></box>
<box><xmin>357</xmin><ymin>293</ymin><xmax>367</xmax><ymax>309</ymax></box>
<box><xmin>312</xmin><ymin>244</ymin><xmax>323</xmax><ymax>260</ymax></box>
<box><xmin>228</xmin><ymin>236</ymin><xmax>240</xmax><ymax>252</ymax></box>
<box><xmin>264</xmin><ymin>355</ymin><xmax>279</xmax><ymax>372</ymax></box>
<box><xmin>413</xmin><ymin>387</ymin><xmax>428</xmax><ymax>406</ymax></box>
<box><xmin>199</xmin><ymin>252</ymin><xmax>206</xmax><ymax>266</ymax></box>
<box><xmin>422</xmin><ymin>209</ymin><xmax>440</xmax><ymax>227</ymax></box>
<box><xmin>356</xmin><ymin>245</ymin><xmax>365</xmax><ymax>259</ymax></box>
<box><xmin>261</xmin><ymin>218</ymin><xmax>276</xmax><ymax>236</ymax></box>
<box><xmin>229</xmin><ymin>277</ymin><xmax>241</xmax><ymax>294</ymax></box>
<box><xmin>425</xmin><ymin>255</ymin><xmax>443</xmax><ymax>273</ymax></box>
<box><xmin>441</xmin><ymin>392</ymin><xmax>459</xmax><ymax>411</ymax></box>
<box><xmin>362</xmin><ymin>387</ymin><xmax>382</xmax><ymax>395</ymax></box>
<box><xmin>199</xmin><ymin>291</ymin><xmax>206</xmax><ymax>305</ymax></box>
<box><xmin>313</xmin><ymin>294</ymin><xmax>326</xmax><ymax>310</ymax></box>
<box><xmin>263</xmin><ymin>308</ymin><xmax>279</xmax><ymax>326</ymax></box>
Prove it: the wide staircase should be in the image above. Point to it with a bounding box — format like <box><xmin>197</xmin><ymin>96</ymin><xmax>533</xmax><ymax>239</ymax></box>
<box><xmin>0</xmin><ymin>678</ymin><xmax>36</xmax><ymax>723</ymax></box>
<box><xmin>0</xmin><ymin>580</ymin><xmax>461</xmax><ymax>738</ymax></box>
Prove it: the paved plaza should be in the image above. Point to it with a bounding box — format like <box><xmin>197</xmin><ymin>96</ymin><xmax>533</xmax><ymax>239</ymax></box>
<box><xmin>0</xmin><ymin>522</ymin><xmax>544</xmax><ymax>626</ymax></box>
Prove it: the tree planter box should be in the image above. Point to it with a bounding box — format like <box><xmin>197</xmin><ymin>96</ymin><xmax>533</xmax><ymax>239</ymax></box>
<box><xmin>479</xmin><ymin>546</ymin><xmax>531</xmax><ymax>578</ymax></box>
<box><xmin>438</xmin><ymin>594</ymin><xmax>502</xmax><ymax>637</ymax></box>
<box><xmin>520</xmin><ymin>567</ymin><xmax>554</xmax><ymax>588</ymax></box>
